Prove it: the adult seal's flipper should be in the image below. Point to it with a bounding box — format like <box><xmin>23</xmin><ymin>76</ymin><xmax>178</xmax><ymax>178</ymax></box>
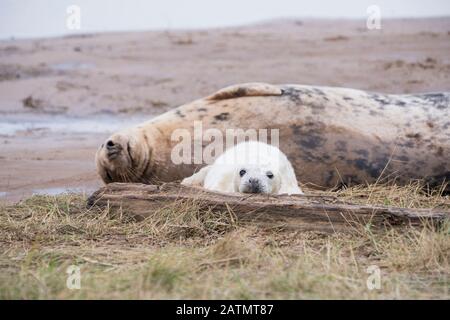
<box><xmin>207</xmin><ymin>83</ymin><xmax>282</xmax><ymax>101</ymax></box>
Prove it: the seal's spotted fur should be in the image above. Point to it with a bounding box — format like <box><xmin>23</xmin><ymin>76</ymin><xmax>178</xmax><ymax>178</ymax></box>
<box><xmin>96</xmin><ymin>83</ymin><xmax>449</xmax><ymax>191</ymax></box>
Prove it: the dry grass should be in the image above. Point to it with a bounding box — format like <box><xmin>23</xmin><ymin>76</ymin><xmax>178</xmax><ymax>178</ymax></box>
<box><xmin>0</xmin><ymin>182</ymin><xmax>449</xmax><ymax>299</ymax></box>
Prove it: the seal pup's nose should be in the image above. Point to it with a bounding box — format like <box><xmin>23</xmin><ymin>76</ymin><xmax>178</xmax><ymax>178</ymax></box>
<box><xmin>248</xmin><ymin>178</ymin><xmax>261</xmax><ymax>193</ymax></box>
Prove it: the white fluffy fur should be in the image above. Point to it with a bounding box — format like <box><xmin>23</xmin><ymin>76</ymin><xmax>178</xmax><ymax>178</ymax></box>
<box><xmin>181</xmin><ymin>141</ymin><xmax>303</xmax><ymax>195</ymax></box>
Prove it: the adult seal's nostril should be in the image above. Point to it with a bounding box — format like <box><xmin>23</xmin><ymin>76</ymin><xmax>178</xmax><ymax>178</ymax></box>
<box><xmin>105</xmin><ymin>140</ymin><xmax>122</xmax><ymax>160</ymax></box>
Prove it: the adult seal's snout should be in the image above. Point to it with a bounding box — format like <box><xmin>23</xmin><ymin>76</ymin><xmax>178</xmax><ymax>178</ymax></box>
<box><xmin>106</xmin><ymin>140</ymin><xmax>115</xmax><ymax>148</ymax></box>
<box><xmin>105</xmin><ymin>140</ymin><xmax>122</xmax><ymax>159</ymax></box>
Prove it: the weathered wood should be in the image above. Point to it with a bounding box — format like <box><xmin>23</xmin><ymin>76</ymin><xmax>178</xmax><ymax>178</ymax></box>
<box><xmin>87</xmin><ymin>183</ymin><xmax>450</xmax><ymax>232</ymax></box>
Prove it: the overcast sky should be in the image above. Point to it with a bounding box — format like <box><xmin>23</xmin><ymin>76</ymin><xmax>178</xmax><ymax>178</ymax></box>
<box><xmin>1</xmin><ymin>0</ymin><xmax>449</xmax><ymax>39</ymax></box>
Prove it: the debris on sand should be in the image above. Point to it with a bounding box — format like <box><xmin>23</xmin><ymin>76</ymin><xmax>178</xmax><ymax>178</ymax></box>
<box><xmin>22</xmin><ymin>95</ymin><xmax>68</xmax><ymax>114</ymax></box>
<box><xmin>323</xmin><ymin>35</ymin><xmax>349</xmax><ymax>41</ymax></box>
<box><xmin>0</xmin><ymin>64</ymin><xmax>55</xmax><ymax>82</ymax></box>
<box><xmin>22</xmin><ymin>95</ymin><xmax>44</xmax><ymax>109</ymax></box>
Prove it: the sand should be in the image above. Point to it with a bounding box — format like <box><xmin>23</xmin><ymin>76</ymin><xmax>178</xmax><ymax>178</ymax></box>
<box><xmin>0</xmin><ymin>18</ymin><xmax>449</xmax><ymax>202</ymax></box>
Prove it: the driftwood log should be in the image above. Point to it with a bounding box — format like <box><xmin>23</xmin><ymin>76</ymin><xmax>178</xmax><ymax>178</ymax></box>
<box><xmin>87</xmin><ymin>183</ymin><xmax>450</xmax><ymax>233</ymax></box>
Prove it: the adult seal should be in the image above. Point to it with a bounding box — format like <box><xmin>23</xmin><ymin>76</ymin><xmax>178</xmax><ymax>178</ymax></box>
<box><xmin>95</xmin><ymin>83</ymin><xmax>449</xmax><ymax>191</ymax></box>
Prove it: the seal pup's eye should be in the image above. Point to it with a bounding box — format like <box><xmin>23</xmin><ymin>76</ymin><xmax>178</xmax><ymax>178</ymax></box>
<box><xmin>266</xmin><ymin>171</ymin><xmax>274</xmax><ymax>179</ymax></box>
<box><xmin>239</xmin><ymin>169</ymin><xmax>246</xmax><ymax>177</ymax></box>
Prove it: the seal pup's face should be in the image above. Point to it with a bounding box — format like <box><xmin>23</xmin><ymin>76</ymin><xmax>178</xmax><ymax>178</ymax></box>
<box><xmin>234</xmin><ymin>166</ymin><xmax>281</xmax><ymax>194</ymax></box>
<box><xmin>95</xmin><ymin>129</ymin><xmax>152</xmax><ymax>184</ymax></box>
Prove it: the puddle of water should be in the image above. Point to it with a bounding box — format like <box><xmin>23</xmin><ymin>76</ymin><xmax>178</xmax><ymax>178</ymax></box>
<box><xmin>50</xmin><ymin>62</ymin><xmax>95</xmax><ymax>71</ymax></box>
<box><xmin>0</xmin><ymin>115</ymin><xmax>144</xmax><ymax>136</ymax></box>
<box><xmin>0</xmin><ymin>191</ymin><xmax>7</xmax><ymax>197</ymax></box>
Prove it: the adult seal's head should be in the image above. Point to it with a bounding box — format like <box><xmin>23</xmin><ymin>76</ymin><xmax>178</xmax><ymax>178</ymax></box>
<box><xmin>95</xmin><ymin>83</ymin><xmax>284</xmax><ymax>185</ymax></box>
<box><xmin>95</xmin><ymin>127</ymin><xmax>156</xmax><ymax>184</ymax></box>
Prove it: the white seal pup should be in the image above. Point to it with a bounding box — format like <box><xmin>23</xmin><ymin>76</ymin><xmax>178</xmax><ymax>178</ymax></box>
<box><xmin>182</xmin><ymin>141</ymin><xmax>303</xmax><ymax>195</ymax></box>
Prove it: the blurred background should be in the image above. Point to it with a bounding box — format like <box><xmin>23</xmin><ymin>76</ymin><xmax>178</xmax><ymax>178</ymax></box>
<box><xmin>1</xmin><ymin>0</ymin><xmax>450</xmax><ymax>39</ymax></box>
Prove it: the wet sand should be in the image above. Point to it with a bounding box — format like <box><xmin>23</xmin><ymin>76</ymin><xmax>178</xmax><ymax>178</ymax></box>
<box><xmin>1</xmin><ymin>18</ymin><xmax>449</xmax><ymax>202</ymax></box>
